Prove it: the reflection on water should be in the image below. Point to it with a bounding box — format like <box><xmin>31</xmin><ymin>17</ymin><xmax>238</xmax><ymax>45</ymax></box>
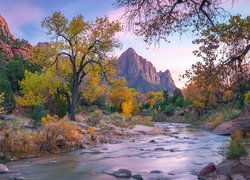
<box><xmin>0</xmin><ymin>123</ymin><xmax>230</xmax><ymax>180</ymax></box>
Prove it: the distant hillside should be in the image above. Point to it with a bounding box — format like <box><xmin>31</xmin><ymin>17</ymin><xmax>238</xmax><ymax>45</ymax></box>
<box><xmin>117</xmin><ymin>48</ymin><xmax>175</xmax><ymax>93</ymax></box>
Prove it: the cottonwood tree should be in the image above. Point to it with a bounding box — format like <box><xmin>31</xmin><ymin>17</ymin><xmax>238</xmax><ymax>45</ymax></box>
<box><xmin>184</xmin><ymin>15</ymin><xmax>250</xmax><ymax>105</ymax></box>
<box><xmin>115</xmin><ymin>0</ymin><xmax>227</xmax><ymax>43</ymax></box>
<box><xmin>19</xmin><ymin>12</ymin><xmax>121</xmax><ymax>121</ymax></box>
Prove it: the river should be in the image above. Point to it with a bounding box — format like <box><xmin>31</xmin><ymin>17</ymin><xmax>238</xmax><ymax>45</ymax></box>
<box><xmin>0</xmin><ymin>123</ymin><xmax>230</xmax><ymax>180</ymax></box>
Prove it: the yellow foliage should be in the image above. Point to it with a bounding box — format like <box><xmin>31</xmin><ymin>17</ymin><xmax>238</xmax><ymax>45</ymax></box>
<box><xmin>122</xmin><ymin>101</ymin><xmax>133</xmax><ymax>117</ymax></box>
<box><xmin>87</xmin><ymin>127</ymin><xmax>95</xmax><ymax>136</ymax></box>
<box><xmin>109</xmin><ymin>78</ymin><xmax>139</xmax><ymax>113</ymax></box>
<box><xmin>209</xmin><ymin>112</ymin><xmax>225</xmax><ymax>129</ymax></box>
<box><xmin>0</xmin><ymin>93</ymin><xmax>5</xmax><ymax>114</ymax></box>
<box><xmin>82</xmin><ymin>69</ymin><xmax>105</xmax><ymax>104</ymax></box>
<box><xmin>145</xmin><ymin>91</ymin><xmax>164</xmax><ymax>107</ymax></box>
<box><xmin>16</xmin><ymin>70</ymin><xmax>61</xmax><ymax>107</ymax></box>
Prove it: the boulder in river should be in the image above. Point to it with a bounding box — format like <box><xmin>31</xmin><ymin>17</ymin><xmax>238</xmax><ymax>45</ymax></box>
<box><xmin>0</xmin><ymin>164</ymin><xmax>8</xmax><ymax>173</ymax></box>
<box><xmin>132</xmin><ymin>174</ymin><xmax>143</xmax><ymax>180</ymax></box>
<box><xmin>213</xmin><ymin>120</ymin><xmax>233</xmax><ymax>135</ymax></box>
<box><xmin>198</xmin><ymin>162</ymin><xmax>216</xmax><ymax>179</ymax></box>
<box><xmin>114</xmin><ymin>169</ymin><xmax>132</xmax><ymax>177</ymax></box>
<box><xmin>150</xmin><ymin>170</ymin><xmax>162</xmax><ymax>173</ymax></box>
<box><xmin>154</xmin><ymin>147</ymin><xmax>165</xmax><ymax>151</ymax></box>
<box><xmin>216</xmin><ymin>160</ymin><xmax>250</xmax><ymax>176</ymax></box>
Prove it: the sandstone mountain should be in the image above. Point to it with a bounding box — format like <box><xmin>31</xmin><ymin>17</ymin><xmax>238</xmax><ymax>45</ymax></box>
<box><xmin>117</xmin><ymin>48</ymin><xmax>175</xmax><ymax>93</ymax></box>
<box><xmin>0</xmin><ymin>15</ymin><xmax>32</xmax><ymax>59</ymax></box>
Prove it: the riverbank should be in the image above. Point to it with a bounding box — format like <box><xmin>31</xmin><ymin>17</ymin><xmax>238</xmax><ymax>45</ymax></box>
<box><xmin>0</xmin><ymin>122</ymin><xmax>229</xmax><ymax>180</ymax></box>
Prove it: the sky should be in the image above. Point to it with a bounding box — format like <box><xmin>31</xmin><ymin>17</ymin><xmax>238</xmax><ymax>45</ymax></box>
<box><xmin>0</xmin><ymin>0</ymin><xmax>249</xmax><ymax>88</ymax></box>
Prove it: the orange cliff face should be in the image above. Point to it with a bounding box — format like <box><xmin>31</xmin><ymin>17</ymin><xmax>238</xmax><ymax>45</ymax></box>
<box><xmin>0</xmin><ymin>15</ymin><xmax>32</xmax><ymax>59</ymax></box>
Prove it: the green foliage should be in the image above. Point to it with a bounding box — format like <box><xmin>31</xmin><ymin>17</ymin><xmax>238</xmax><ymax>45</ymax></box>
<box><xmin>225</xmin><ymin>140</ymin><xmax>248</xmax><ymax>160</ymax></box>
<box><xmin>87</xmin><ymin>110</ymin><xmax>103</xmax><ymax>126</ymax></box>
<box><xmin>110</xmin><ymin>112</ymin><xmax>126</xmax><ymax>127</ymax></box>
<box><xmin>31</xmin><ymin>105</ymin><xmax>48</xmax><ymax>123</ymax></box>
<box><xmin>223</xmin><ymin>108</ymin><xmax>241</xmax><ymax>121</ymax></box>
<box><xmin>152</xmin><ymin>113</ymin><xmax>168</xmax><ymax>122</ymax></box>
<box><xmin>245</xmin><ymin>91</ymin><xmax>250</xmax><ymax>104</ymax></box>
<box><xmin>0</xmin><ymin>77</ymin><xmax>13</xmax><ymax>111</ymax></box>
<box><xmin>54</xmin><ymin>94</ymin><xmax>68</xmax><ymax>118</ymax></box>
<box><xmin>163</xmin><ymin>104</ymin><xmax>175</xmax><ymax>116</ymax></box>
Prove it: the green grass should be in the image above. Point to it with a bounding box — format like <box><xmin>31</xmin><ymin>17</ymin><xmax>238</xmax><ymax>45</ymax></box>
<box><xmin>226</xmin><ymin>140</ymin><xmax>248</xmax><ymax>160</ymax></box>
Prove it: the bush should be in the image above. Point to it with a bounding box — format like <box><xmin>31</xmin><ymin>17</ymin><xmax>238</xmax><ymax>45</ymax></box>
<box><xmin>244</xmin><ymin>91</ymin><xmax>250</xmax><ymax>104</ymax></box>
<box><xmin>110</xmin><ymin>113</ymin><xmax>127</xmax><ymax>127</ymax></box>
<box><xmin>208</xmin><ymin>112</ymin><xmax>225</xmax><ymax>129</ymax></box>
<box><xmin>87</xmin><ymin>110</ymin><xmax>103</xmax><ymax>126</ymax></box>
<box><xmin>163</xmin><ymin>105</ymin><xmax>175</xmax><ymax>116</ymax></box>
<box><xmin>131</xmin><ymin>115</ymin><xmax>153</xmax><ymax>126</ymax></box>
<box><xmin>223</xmin><ymin>108</ymin><xmax>241</xmax><ymax>121</ymax></box>
<box><xmin>152</xmin><ymin>113</ymin><xmax>167</xmax><ymax>122</ymax></box>
<box><xmin>226</xmin><ymin>140</ymin><xmax>248</xmax><ymax>159</ymax></box>
<box><xmin>37</xmin><ymin>118</ymin><xmax>83</xmax><ymax>152</ymax></box>
<box><xmin>31</xmin><ymin>105</ymin><xmax>48</xmax><ymax>124</ymax></box>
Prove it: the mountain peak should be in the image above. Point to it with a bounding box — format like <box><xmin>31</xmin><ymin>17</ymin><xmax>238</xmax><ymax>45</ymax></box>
<box><xmin>0</xmin><ymin>15</ymin><xmax>15</xmax><ymax>40</ymax></box>
<box><xmin>117</xmin><ymin>48</ymin><xmax>175</xmax><ymax>93</ymax></box>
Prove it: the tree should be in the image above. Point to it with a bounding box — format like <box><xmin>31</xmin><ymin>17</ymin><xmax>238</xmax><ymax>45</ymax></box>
<box><xmin>37</xmin><ymin>12</ymin><xmax>121</xmax><ymax>120</ymax></box>
<box><xmin>115</xmin><ymin>0</ymin><xmax>227</xmax><ymax>43</ymax></box>
<box><xmin>184</xmin><ymin>15</ymin><xmax>250</xmax><ymax>105</ymax></box>
<box><xmin>108</xmin><ymin>78</ymin><xmax>133</xmax><ymax>112</ymax></box>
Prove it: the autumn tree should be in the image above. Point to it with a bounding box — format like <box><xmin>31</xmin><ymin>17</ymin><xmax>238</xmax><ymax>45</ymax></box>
<box><xmin>19</xmin><ymin>12</ymin><xmax>121</xmax><ymax>121</ymax></box>
<box><xmin>115</xmin><ymin>0</ymin><xmax>227</xmax><ymax>43</ymax></box>
<box><xmin>108</xmin><ymin>78</ymin><xmax>140</xmax><ymax>116</ymax></box>
<box><xmin>184</xmin><ymin>15</ymin><xmax>250</xmax><ymax>106</ymax></box>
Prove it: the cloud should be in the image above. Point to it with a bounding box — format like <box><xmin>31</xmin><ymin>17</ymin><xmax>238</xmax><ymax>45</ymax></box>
<box><xmin>0</xmin><ymin>1</ymin><xmax>43</xmax><ymax>39</ymax></box>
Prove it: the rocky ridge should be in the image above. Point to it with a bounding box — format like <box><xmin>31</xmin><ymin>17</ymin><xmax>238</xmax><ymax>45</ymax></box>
<box><xmin>117</xmin><ymin>48</ymin><xmax>175</xmax><ymax>93</ymax></box>
<box><xmin>0</xmin><ymin>15</ymin><xmax>32</xmax><ymax>59</ymax></box>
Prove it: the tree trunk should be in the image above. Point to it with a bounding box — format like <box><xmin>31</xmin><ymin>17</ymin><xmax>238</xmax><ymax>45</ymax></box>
<box><xmin>69</xmin><ymin>75</ymin><xmax>78</xmax><ymax>121</ymax></box>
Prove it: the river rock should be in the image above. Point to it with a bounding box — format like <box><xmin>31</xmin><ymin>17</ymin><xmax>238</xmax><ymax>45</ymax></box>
<box><xmin>8</xmin><ymin>177</ymin><xmax>25</xmax><ymax>180</ymax></box>
<box><xmin>114</xmin><ymin>169</ymin><xmax>132</xmax><ymax>177</ymax></box>
<box><xmin>216</xmin><ymin>160</ymin><xmax>250</xmax><ymax>176</ymax></box>
<box><xmin>149</xmin><ymin>140</ymin><xmax>156</xmax><ymax>143</ymax></box>
<box><xmin>154</xmin><ymin>147</ymin><xmax>165</xmax><ymax>151</ymax></box>
<box><xmin>230</xmin><ymin>174</ymin><xmax>246</xmax><ymax>180</ymax></box>
<box><xmin>0</xmin><ymin>164</ymin><xmax>8</xmax><ymax>173</ymax></box>
<box><xmin>150</xmin><ymin>170</ymin><xmax>162</xmax><ymax>173</ymax></box>
<box><xmin>108</xmin><ymin>139</ymin><xmax>122</xmax><ymax>144</ymax></box>
<box><xmin>132</xmin><ymin>174</ymin><xmax>143</xmax><ymax>180</ymax></box>
<box><xmin>48</xmin><ymin>161</ymin><xmax>57</xmax><ymax>165</ymax></box>
<box><xmin>213</xmin><ymin>120</ymin><xmax>233</xmax><ymax>135</ymax></box>
<box><xmin>80</xmin><ymin>148</ymin><xmax>102</xmax><ymax>154</ymax></box>
<box><xmin>9</xmin><ymin>156</ymin><xmax>17</xmax><ymax>162</ymax></box>
<box><xmin>198</xmin><ymin>162</ymin><xmax>216</xmax><ymax>179</ymax></box>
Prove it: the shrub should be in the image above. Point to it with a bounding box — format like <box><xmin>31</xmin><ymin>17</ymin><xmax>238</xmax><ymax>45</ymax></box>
<box><xmin>244</xmin><ymin>91</ymin><xmax>250</xmax><ymax>104</ymax></box>
<box><xmin>0</xmin><ymin>93</ymin><xmax>5</xmax><ymax>114</ymax></box>
<box><xmin>131</xmin><ymin>115</ymin><xmax>153</xmax><ymax>126</ymax></box>
<box><xmin>0</xmin><ymin>121</ymin><xmax>39</xmax><ymax>159</ymax></box>
<box><xmin>31</xmin><ymin>104</ymin><xmax>48</xmax><ymax>124</ymax></box>
<box><xmin>152</xmin><ymin>113</ymin><xmax>167</xmax><ymax>122</ymax></box>
<box><xmin>110</xmin><ymin>113</ymin><xmax>127</xmax><ymax>127</ymax></box>
<box><xmin>226</xmin><ymin>140</ymin><xmax>248</xmax><ymax>159</ymax></box>
<box><xmin>87</xmin><ymin>110</ymin><xmax>103</xmax><ymax>126</ymax></box>
<box><xmin>37</xmin><ymin>118</ymin><xmax>83</xmax><ymax>152</ymax></box>
<box><xmin>223</xmin><ymin>108</ymin><xmax>241</xmax><ymax>121</ymax></box>
<box><xmin>208</xmin><ymin>112</ymin><xmax>225</xmax><ymax>129</ymax></box>
<box><xmin>163</xmin><ymin>105</ymin><xmax>175</xmax><ymax>116</ymax></box>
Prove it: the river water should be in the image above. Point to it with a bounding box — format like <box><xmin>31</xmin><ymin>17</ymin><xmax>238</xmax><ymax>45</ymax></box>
<box><xmin>0</xmin><ymin>123</ymin><xmax>230</xmax><ymax>180</ymax></box>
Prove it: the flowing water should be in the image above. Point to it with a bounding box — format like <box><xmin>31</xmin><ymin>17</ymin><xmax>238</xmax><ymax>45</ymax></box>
<box><xmin>0</xmin><ymin>123</ymin><xmax>230</xmax><ymax>180</ymax></box>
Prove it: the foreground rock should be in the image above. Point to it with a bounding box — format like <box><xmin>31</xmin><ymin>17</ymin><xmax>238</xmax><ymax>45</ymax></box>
<box><xmin>213</xmin><ymin>120</ymin><xmax>233</xmax><ymax>135</ymax></box>
<box><xmin>203</xmin><ymin>160</ymin><xmax>250</xmax><ymax>179</ymax></box>
<box><xmin>0</xmin><ymin>164</ymin><xmax>8</xmax><ymax>173</ymax></box>
<box><xmin>198</xmin><ymin>163</ymin><xmax>216</xmax><ymax>179</ymax></box>
<box><xmin>114</xmin><ymin>169</ymin><xmax>132</xmax><ymax>177</ymax></box>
